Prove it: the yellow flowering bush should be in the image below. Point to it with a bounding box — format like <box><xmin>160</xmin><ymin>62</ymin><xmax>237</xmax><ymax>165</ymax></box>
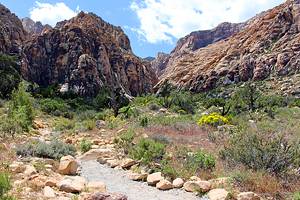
<box><xmin>198</xmin><ymin>112</ymin><xmax>229</xmax><ymax>127</ymax></box>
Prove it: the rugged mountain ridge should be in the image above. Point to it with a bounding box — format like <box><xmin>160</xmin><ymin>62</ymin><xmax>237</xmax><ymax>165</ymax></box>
<box><xmin>0</xmin><ymin>4</ymin><xmax>26</xmax><ymax>55</ymax></box>
<box><xmin>156</xmin><ymin>0</ymin><xmax>300</xmax><ymax>96</ymax></box>
<box><xmin>21</xmin><ymin>17</ymin><xmax>51</xmax><ymax>35</ymax></box>
<box><xmin>152</xmin><ymin>22</ymin><xmax>245</xmax><ymax>77</ymax></box>
<box><xmin>0</xmin><ymin>3</ymin><xmax>157</xmax><ymax>97</ymax></box>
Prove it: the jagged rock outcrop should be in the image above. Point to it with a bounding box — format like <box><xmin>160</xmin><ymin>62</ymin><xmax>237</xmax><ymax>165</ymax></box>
<box><xmin>152</xmin><ymin>22</ymin><xmax>244</xmax><ymax>77</ymax></box>
<box><xmin>156</xmin><ymin>0</ymin><xmax>300</xmax><ymax>95</ymax></box>
<box><xmin>21</xmin><ymin>17</ymin><xmax>51</xmax><ymax>35</ymax></box>
<box><xmin>21</xmin><ymin>12</ymin><xmax>157</xmax><ymax>96</ymax></box>
<box><xmin>0</xmin><ymin>4</ymin><xmax>26</xmax><ymax>55</ymax></box>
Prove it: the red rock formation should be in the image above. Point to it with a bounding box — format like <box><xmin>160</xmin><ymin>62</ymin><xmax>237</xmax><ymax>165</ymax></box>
<box><xmin>152</xmin><ymin>22</ymin><xmax>244</xmax><ymax>77</ymax></box>
<box><xmin>21</xmin><ymin>12</ymin><xmax>157</xmax><ymax>96</ymax></box>
<box><xmin>0</xmin><ymin>4</ymin><xmax>26</xmax><ymax>55</ymax></box>
<box><xmin>156</xmin><ymin>0</ymin><xmax>300</xmax><ymax>93</ymax></box>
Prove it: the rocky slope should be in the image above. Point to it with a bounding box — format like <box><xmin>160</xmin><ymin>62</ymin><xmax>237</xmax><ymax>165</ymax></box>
<box><xmin>0</xmin><ymin>4</ymin><xmax>26</xmax><ymax>55</ymax></box>
<box><xmin>22</xmin><ymin>17</ymin><xmax>51</xmax><ymax>35</ymax></box>
<box><xmin>152</xmin><ymin>22</ymin><xmax>244</xmax><ymax>77</ymax></box>
<box><xmin>156</xmin><ymin>0</ymin><xmax>300</xmax><ymax>95</ymax></box>
<box><xmin>19</xmin><ymin>12</ymin><xmax>157</xmax><ymax>97</ymax></box>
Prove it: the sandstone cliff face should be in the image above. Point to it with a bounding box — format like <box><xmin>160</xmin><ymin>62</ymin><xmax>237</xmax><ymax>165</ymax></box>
<box><xmin>21</xmin><ymin>12</ymin><xmax>157</xmax><ymax>97</ymax></box>
<box><xmin>156</xmin><ymin>0</ymin><xmax>300</xmax><ymax>95</ymax></box>
<box><xmin>152</xmin><ymin>22</ymin><xmax>244</xmax><ymax>77</ymax></box>
<box><xmin>0</xmin><ymin>4</ymin><xmax>26</xmax><ymax>55</ymax></box>
<box><xmin>22</xmin><ymin>17</ymin><xmax>51</xmax><ymax>36</ymax></box>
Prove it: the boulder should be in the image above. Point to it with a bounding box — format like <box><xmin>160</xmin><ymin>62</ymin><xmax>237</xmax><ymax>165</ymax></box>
<box><xmin>190</xmin><ymin>176</ymin><xmax>201</xmax><ymax>181</ymax></box>
<box><xmin>147</xmin><ymin>172</ymin><xmax>163</xmax><ymax>186</ymax></box>
<box><xmin>78</xmin><ymin>149</ymin><xmax>113</xmax><ymax>161</ymax></box>
<box><xmin>172</xmin><ymin>178</ymin><xmax>184</xmax><ymax>188</ymax></box>
<box><xmin>84</xmin><ymin>192</ymin><xmax>128</xmax><ymax>200</ymax></box>
<box><xmin>87</xmin><ymin>181</ymin><xmax>107</xmax><ymax>193</ymax></box>
<box><xmin>183</xmin><ymin>181</ymin><xmax>211</xmax><ymax>193</ymax></box>
<box><xmin>207</xmin><ymin>189</ymin><xmax>229</xmax><ymax>200</ymax></box>
<box><xmin>43</xmin><ymin>186</ymin><xmax>56</xmax><ymax>198</ymax></box>
<box><xmin>58</xmin><ymin>155</ymin><xmax>79</xmax><ymax>175</ymax></box>
<box><xmin>96</xmin><ymin>120</ymin><xmax>106</xmax><ymax>129</ymax></box>
<box><xmin>24</xmin><ymin>165</ymin><xmax>37</xmax><ymax>176</ymax></box>
<box><xmin>156</xmin><ymin>179</ymin><xmax>173</xmax><ymax>190</ymax></box>
<box><xmin>106</xmin><ymin>159</ymin><xmax>120</xmax><ymax>168</ymax></box>
<box><xmin>9</xmin><ymin>161</ymin><xmax>25</xmax><ymax>173</ymax></box>
<box><xmin>58</xmin><ymin>176</ymin><xmax>87</xmax><ymax>193</ymax></box>
<box><xmin>45</xmin><ymin>178</ymin><xmax>59</xmax><ymax>187</ymax></box>
<box><xmin>128</xmin><ymin>172</ymin><xmax>148</xmax><ymax>181</ymax></box>
<box><xmin>120</xmin><ymin>158</ymin><xmax>137</xmax><ymax>169</ymax></box>
<box><xmin>237</xmin><ymin>192</ymin><xmax>261</xmax><ymax>200</ymax></box>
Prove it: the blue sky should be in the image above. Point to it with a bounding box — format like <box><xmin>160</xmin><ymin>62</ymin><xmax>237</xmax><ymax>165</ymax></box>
<box><xmin>1</xmin><ymin>0</ymin><xmax>284</xmax><ymax>58</ymax></box>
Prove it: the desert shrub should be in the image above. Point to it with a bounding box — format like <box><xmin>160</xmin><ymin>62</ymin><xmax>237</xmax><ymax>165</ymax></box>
<box><xmin>161</xmin><ymin>160</ymin><xmax>179</xmax><ymax>179</ymax></box>
<box><xmin>149</xmin><ymin>114</ymin><xmax>194</xmax><ymax>126</ymax></box>
<box><xmin>148</xmin><ymin>103</ymin><xmax>160</xmax><ymax>111</ymax></box>
<box><xmin>0</xmin><ymin>173</ymin><xmax>11</xmax><ymax>197</ymax></box>
<box><xmin>16</xmin><ymin>139</ymin><xmax>76</xmax><ymax>159</ymax></box>
<box><xmin>53</xmin><ymin>117</ymin><xmax>75</xmax><ymax>132</ymax></box>
<box><xmin>114</xmin><ymin>129</ymin><xmax>135</xmax><ymax>153</ymax></box>
<box><xmin>294</xmin><ymin>192</ymin><xmax>300</xmax><ymax>200</ymax></box>
<box><xmin>82</xmin><ymin>119</ymin><xmax>96</xmax><ymax>130</ymax></box>
<box><xmin>204</xmin><ymin>97</ymin><xmax>232</xmax><ymax>116</ymax></box>
<box><xmin>119</xmin><ymin>105</ymin><xmax>139</xmax><ymax>118</ymax></box>
<box><xmin>198</xmin><ymin>113</ymin><xmax>229</xmax><ymax>127</ymax></box>
<box><xmin>129</xmin><ymin>138</ymin><xmax>166</xmax><ymax>165</ymax></box>
<box><xmin>0</xmin><ymin>54</ymin><xmax>21</xmax><ymax>98</ymax></box>
<box><xmin>186</xmin><ymin>150</ymin><xmax>216</xmax><ymax>170</ymax></box>
<box><xmin>220</xmin><ymin>132</ymin><xmax>300</xmax><ymax>174</ymax></box>
<box><xmin>289</xmin><ymin>98</ymin><xmax>300</xmax><ymax>107</ymax></box>
<box><xmin>7</xmin><ymin>82</ymin><xmax>35</xmax><ymax>132</ymax></box>
<box><xmin>150</xmin><ymin>134</ymin><xmax>171</xmax><ymax>144</ymax></box>
<box><xmin>132</xmin><ymin>95</ymin><xmax>160</xmax><ymax>107</ymax></box>
<box><xmin>77</xmin><ymin>110</ymin><xmax>97</xmax><ymax>121</ymax></box>
<box><xmin>139</xmin><ymin>116</ymin><xmax>149</xmax><ymax>127</ymax></box>
<box><xmin>39</xmin><ymin>98</ymin><xmax>70</xmax><ymax>117</ymax></box>
<box><xmin>93</xmin><ymin>88</ymin><xmax>110</xmax><ymax>111</ymax></box>
<box><xmin>80</xmin><ymin>139</ymin><xmax>92</xmax><ymax>153</ymax></box>
<box><xmin>257</xmin><ymin>95</ymin><xmax>287</xmax><ymax>118</ymax></box>
<box><xmin>105</xmin><ymin>116</ymin><xmax>125</xmax><ymax>129</ymax></box>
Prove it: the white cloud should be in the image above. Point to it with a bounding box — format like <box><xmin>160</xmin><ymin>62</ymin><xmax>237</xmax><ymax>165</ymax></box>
<box><xmin>30</xmin><ymin>1</ymin><xmax>80</xmax><ymax>26</ymax></box>
<box><xmin>130</xmin><ymin>0</ymin><xmax>284</xmax><ymax>44</ymax></box>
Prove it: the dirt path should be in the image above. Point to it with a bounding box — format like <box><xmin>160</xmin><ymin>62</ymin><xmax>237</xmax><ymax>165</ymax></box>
<box><xmin>80</xmin><ymin>160</ymin><xmax>208</xmax><ymax>200</ymax></box>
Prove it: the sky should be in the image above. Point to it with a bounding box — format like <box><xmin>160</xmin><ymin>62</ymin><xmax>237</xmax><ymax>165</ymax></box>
<box><xmin>1</xmin><ymin>0</ymin><xmax>284</xmax><ymax>58</ymax></box>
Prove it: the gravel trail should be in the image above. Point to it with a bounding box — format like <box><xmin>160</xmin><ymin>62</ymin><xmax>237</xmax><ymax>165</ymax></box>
<box><xmin>80</xmin><ymin>160</ymin><xmax>207</xmax><ymax>200</ymax></box>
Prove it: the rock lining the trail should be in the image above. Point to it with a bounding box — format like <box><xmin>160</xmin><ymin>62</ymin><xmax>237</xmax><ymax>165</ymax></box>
<box><xmin>80</xmin><ymin>160</ymin><xmax>207</xmax><ymax>200</ymax></box>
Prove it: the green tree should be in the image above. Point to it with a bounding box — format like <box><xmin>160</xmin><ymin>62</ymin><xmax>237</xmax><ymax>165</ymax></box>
<box><xmin>0</xmin><ymin>54</ymin><xmax>21</xmax><ymax>98</ymax></box>
<box><xmin>8</xmin><ymin>82</ymin><xmax>35</xmax><ymax>132</ymax></box>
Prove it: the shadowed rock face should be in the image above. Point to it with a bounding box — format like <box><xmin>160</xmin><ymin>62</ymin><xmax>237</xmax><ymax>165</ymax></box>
<box><xmin>156</xmin><ymin>0</ymin><xmax>300</xmax><ymax>92</ymax></box>
<box><xmin>0</xmin><ymin>4</ymin><xmax>26</xmax><ymax>55</ymax></box>
<box><xmin>20</xmin><ymin>12</ymin><xmax>157</xmax><ymax>97</ymax></box>
<box><xmin>21</xmin><ymin>17</ymin><xmax>52</xmax><ymax>36</ymax></box>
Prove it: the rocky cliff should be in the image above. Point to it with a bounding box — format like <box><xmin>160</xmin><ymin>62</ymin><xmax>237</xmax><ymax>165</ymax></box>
<box><xmin>0</xmin><ymin>4</ymin><xmax>26</xmax><ymax>55</ymax></box>
<box><xmin>152</xmin><ymin>22</ymin><xmax>244</xmax><ymax>77</ymax></box>
<box><xmin>21</xmin><ymin>17</ymin><xmax>51</xmax><ymax>35</ymax></box>
<box><xmin>156</xmin><ymin>0</ymin><xmax>300</xmax><ymax>96</ymax></box>
<box><xmin>20</xmin><ymin>12</ymin><xmax>157</xmax><ymax>97</ymax></box>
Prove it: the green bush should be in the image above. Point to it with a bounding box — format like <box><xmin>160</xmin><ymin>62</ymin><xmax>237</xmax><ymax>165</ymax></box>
<box><xmin>294</xmin><ymin>192</ymin><xmax>300</xmax><ymax>200</ymax></box>
<box><xmin>139</xmin><ymin>116</ymin><xmax>149</xmax><ymax>127</ymax></box>
<box><xmin>16</xmin><ymin>139</ymin><xmax>76</xmax><ymax>160</ymax></box>
<box><xmin>93</xmin><ymin>88</ymin><xmax>110</xmax><ymax>111</ymax></box>
<box><xmin>119</xmin><ymin>105</ymin><xmax>139</xmax><ymax>118</ymax></box>
<box><xmin>186</xmin><ymin>150</ymin><xmax>216</xmax><ymax>170</ymax></box>
<box><xmin>53</xmin><ymin>117</ymin><xmax>75</xmax><ymax>132</ymax></box>
<box><xmin>80</xmin><ymin>139</ymin><xmax>92</xmax><ymax>153</ymax></box>
<box><xmin>220</xmin><ymin>132</ymin><xmax>300</xmax><ymax>174</ymax></box>
<box><xmin>0</xmin><ymin>54</ymin><xmax>21</xmax><ymax>98</ymax></box>
<box><xmin>129</xmin><ymin>138</ymin><xmax>166</xmax><ymax>165</ymax></box>
<box><xmin>198</xmin><ymin>113</ymin><xmax>230</xmax><ymax>127</ymax></box>
<box><xmin>82</xmin><ymin>119</ymin><xmax>96</xmax><ymax>130</ymax></box>
<box><xmin>40</xmin><ymin>98</ymin><xmax>70</xmax><ymax>116</ymax></box>
<box><xmin>5</xmin><ymin>82</ymin><xmax>35</xmax><ymax>133</ymax></box>
<box><xmin>0</xmin><ymin>173</ymin><xmax>11</xmax><ymax>197</ymax></box>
